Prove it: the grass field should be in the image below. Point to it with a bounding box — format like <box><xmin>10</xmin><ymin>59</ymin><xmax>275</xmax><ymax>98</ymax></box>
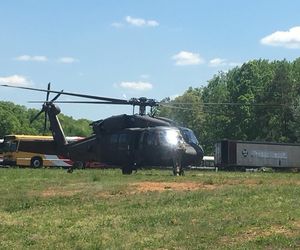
<box><xmin>0</xmin><ymin>168</ymin><xmax>300</xmax><ymax>249</ymax></box>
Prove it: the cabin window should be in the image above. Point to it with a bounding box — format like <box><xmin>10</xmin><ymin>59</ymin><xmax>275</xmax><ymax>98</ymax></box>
<box><xmin>141</xmin><ymin>132</ymin><xmax>148</xmax><ymax>147</ymax></box>
<box><xmin>133</xmin><ymin>132</ymin><xmax>140</xmax><ymax>150</ymax></box>
<box><xmin>110</xmin><ymin>134</ymin><xmax>118</xmax><ymax>145</ymax></box>
<box><xmin>147</xmin><ymin>131</ymin><xmax>156</xmax><ymax>146</ymax></box>
<box><xmin>119</xmin><ymin>134</ymin><xmax>128</xmax><ymax>145</ymax></box>
<box><xmin>118</xmin><ymin>134</ymin><xmax>129</xmax><ymax>151</ymax></box>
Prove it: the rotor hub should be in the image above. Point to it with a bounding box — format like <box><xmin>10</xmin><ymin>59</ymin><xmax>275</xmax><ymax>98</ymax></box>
<box><xmin>129</xmin><ymin>97</ymin><xmax>159</xmax><ymax>115</ymax></box>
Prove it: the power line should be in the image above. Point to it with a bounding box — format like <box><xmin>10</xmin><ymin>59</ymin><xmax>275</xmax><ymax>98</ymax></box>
<box><xmin>161</xmin><ymin>102</ymin><xmax>286</xmax><ymax>107</ymax></box>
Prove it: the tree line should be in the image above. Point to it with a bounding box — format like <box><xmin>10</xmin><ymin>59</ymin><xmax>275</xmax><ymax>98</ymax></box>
<box><xmin>158</xmin><ymin>58</ymin><xmax>300</xmax><ymax>153</ymax></box>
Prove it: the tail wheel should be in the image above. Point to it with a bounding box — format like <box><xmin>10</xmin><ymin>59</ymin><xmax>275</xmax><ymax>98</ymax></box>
<box><xmin>122</xmin><ymin>166</ymin><xmax>133</xmax><ymax>175</ymax></box>
<box><xmin>173</xmin><ymin>168</ymin><xmax>185</xmax><ymax>176</ymax></box>
<box><xmin>73</xmin><ymin>161</ymin><xmax>85</xmax><ymax>169</ymax></box>
<box><xmin>31</xmin><ymin>157</ymin><xmax>43</xmax><ymax>168</ymax></box>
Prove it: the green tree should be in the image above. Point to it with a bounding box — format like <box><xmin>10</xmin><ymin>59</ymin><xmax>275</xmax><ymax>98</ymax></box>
<box><xmin>0</xmin><ymin>101</ymin><xmax>92</xmax><ymax>138</ymax></box>
<box><xmin>202</xmin><ymin>72</ymin><xmax>231</xmax><ymax>153</ymax></box>
<box><xmin>158</xmin><ymin>87</ymin><xmax>205</xmax><ymax>147</ymax></box>
<box><xmin>158</xmin><ymin>58</ymin><xmax>300</xmax><ymax>153</ymax></box>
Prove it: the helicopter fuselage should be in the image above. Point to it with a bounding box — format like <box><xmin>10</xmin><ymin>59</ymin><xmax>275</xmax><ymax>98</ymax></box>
<box><xmin>65</xmin><ymin>126</ymin><xmax>203</xmax><ymax>170</ymax></box>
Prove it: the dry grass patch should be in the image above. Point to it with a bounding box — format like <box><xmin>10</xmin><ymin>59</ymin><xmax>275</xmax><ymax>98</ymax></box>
<box><xmin>0</xmin><ymin>212</ymin><xmax>24</xmax><ymax>226</ymax></box>
<box><xmin>40</xmin><ymin>188</ymin><xmax>81</xmax><ymax>197</ymax></box>
<box><xmin>130</xmin><ymin>181</ymin><xmax>218</xmax><ymax>192</ymax></box>
<box><xmin>221</xmin><ymin>225</ymin><xmax>297</xmax><ymax>245</ymax></box>
<box><xmin>218</xmin><ymin>178</ymin><xmax>300</xmax><ymax>186</ymax></box>
<box><xmin>30</xmin><ymin>183</ymin><xmax>89</xmax><ymax>198</ymax></box>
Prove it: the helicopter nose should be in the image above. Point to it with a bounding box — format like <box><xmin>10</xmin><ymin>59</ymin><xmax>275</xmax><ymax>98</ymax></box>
<box><xmin>183</xmin><ymin>143</ymin><xmax>204</xmax><ymax>166</ymax></box>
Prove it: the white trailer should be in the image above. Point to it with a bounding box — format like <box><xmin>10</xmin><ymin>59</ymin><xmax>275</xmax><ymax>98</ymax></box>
<box><xmin>215</xmin><ymin>140</ymin><xmax>300</xmax><ymax>169</ymax></box>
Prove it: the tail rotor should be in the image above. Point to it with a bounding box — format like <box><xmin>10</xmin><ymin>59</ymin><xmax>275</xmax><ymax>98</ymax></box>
<box><xmin>30</xmin><ymin>83</ymin><xmax>63</xmax><ymax>134</ymax></box>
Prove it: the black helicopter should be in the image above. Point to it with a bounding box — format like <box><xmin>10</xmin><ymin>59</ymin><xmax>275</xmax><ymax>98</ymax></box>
<box><xmin>1</xmin><ymin>84</ymin><xmax>204</xmax><ymax>175</ymax></box>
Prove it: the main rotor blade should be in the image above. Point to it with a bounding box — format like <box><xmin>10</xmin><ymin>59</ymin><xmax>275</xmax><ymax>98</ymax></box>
<box><xmin>1</xmin><ymin>84</ymin><xmax>129</xmax><ymax>104</ymax></box>
<box><xmin>50</xmin><ymin>90</ymin><xmax>63</xmax><ymax>102</ymax></box>
<box><xmin>46</xmin><ymin>82</ymin><xmax>50</xmax><ymax>102</ymax></box>
<box><xmin>29</xmin><ymin>101</ymin><xmax>134</xmax><ymax>104</ymax></box>
<box><xmin>30</xmin><ymin>109</ymin><xmax>44</xmax><ymax>123</ymax></box>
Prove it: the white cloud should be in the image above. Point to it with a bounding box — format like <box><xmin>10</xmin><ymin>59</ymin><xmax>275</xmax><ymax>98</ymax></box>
<box><xmin>14</xmin><ymin>55</ymin><xmax>80</xmax><ymax>64</ymax></box>
<box><xmin>125</xmin><ymin>16</ymin><xmax>159</xmax><ymax>27</ymax></box>
<box><xmin>111</xmin><ymin>22</ymin><xmax>124</xmax><ymax>28</ymax></box>
<box><xmin>126</xmin><ymin>16</ymin><xmax>145</xmax><ymax>26</ymax></box>
<box><xmin>172</xmin><ymin>51</ymin><xmax>204</xmax><ymax>66</ymax></box>
<box><xmin>228</xmin><ymin>62</ymin><xmax>242</xmax><ymax>67</ymax></box>
<box><xmin>119</xmin><ymin>81</ymin><xmax>153</xmax><ymax>91</ymax></box>
<box><xmin>0</xmin><ymin>75</ymin><xmax>31</xmax><ymax>86</ymax></box>
<box><xmin>147</xmin><ymin>20</ymin><xmax>159</xmax><ymax>27</ymax></box>
<box><xmin>261</xmin><ymin>26</ymin><xmax>300</xmax><ymax>49</ymax></box>
<box><xmin>14</xmin><ymin>55</ymin><xmax>48</xmax><ymax>62</ymax></box>
<box><xmin>58</xmin><ymin>57</ymin><xmax>79</xmax><ymax>64</ymax></box>
<box><xmin>209</xmin><ymin>58</ymin><xmax>227</xmax><ymax>67</ymax></box>
<box><xmin>209</xmin><ymin>58</ymin><xmax>241</xmax><ymax>68</ymax></box>
<box><xmin>140</xmin><ymin>74</ymin><xmax>150</xmax><ymax>79</ymax></box>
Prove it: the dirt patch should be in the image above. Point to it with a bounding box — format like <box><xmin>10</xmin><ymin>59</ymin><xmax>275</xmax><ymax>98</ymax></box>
<box><xmin>130</xmin><ymin>181</ymin><xmax>218</xmax><ymax>192</ymax></box>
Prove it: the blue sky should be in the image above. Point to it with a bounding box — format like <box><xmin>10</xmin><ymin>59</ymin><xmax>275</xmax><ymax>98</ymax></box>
<box><xmin>0</xmin><ymin>0</ymin><xmax>299</xmax><ymax>120</ymax></box>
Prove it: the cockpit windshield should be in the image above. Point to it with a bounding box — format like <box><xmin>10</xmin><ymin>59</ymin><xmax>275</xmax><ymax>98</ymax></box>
<box><xmin>179</xmin><ymin>128</ymin><xmax>199</xmax><ymax>145</ymax></box>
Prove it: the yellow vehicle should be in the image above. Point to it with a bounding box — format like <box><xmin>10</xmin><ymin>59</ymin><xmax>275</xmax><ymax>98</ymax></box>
<box><xmin>2</xmin><ymin>135</ymin><xmax>81</xmax><ymax>168</ymax></box>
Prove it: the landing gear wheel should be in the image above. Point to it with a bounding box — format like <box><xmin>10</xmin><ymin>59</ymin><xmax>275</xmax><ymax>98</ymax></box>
<box><xmin>172</xmin><ymin>161</ymin><xmax>184</xmax><ymax>176</ymax></box>
<box><xmin>31</xmin><ymin>157</ymin><xmax>43</xmax><ymax>168</ymax></box>
<box><xmin>73</xmin><ymin>161</ymin><xmax>85</xmax><ymax>169</ymax></box>
<box><xmin>173</xmin><ymin>168</ymin><xmax>184</xmax><ymax>176</ymax></box>
<box><xmin>180</xmin><ymin>169</ymin><xmax>185</xmax><ymax>176</ymax></box>
<box><xmin>172</xmin><ymin>149</ymin><xmax>184</xmax><ymax>176</ymax></box>
<box><xmin>67</xmin><ymin>168</ymin><xmax>74</xmax><ymax>173</ymax></box>
<box><xmin>122</xmin><ymin>166</ymin><xmax>133</xmax><ymax>175</ymax></box>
